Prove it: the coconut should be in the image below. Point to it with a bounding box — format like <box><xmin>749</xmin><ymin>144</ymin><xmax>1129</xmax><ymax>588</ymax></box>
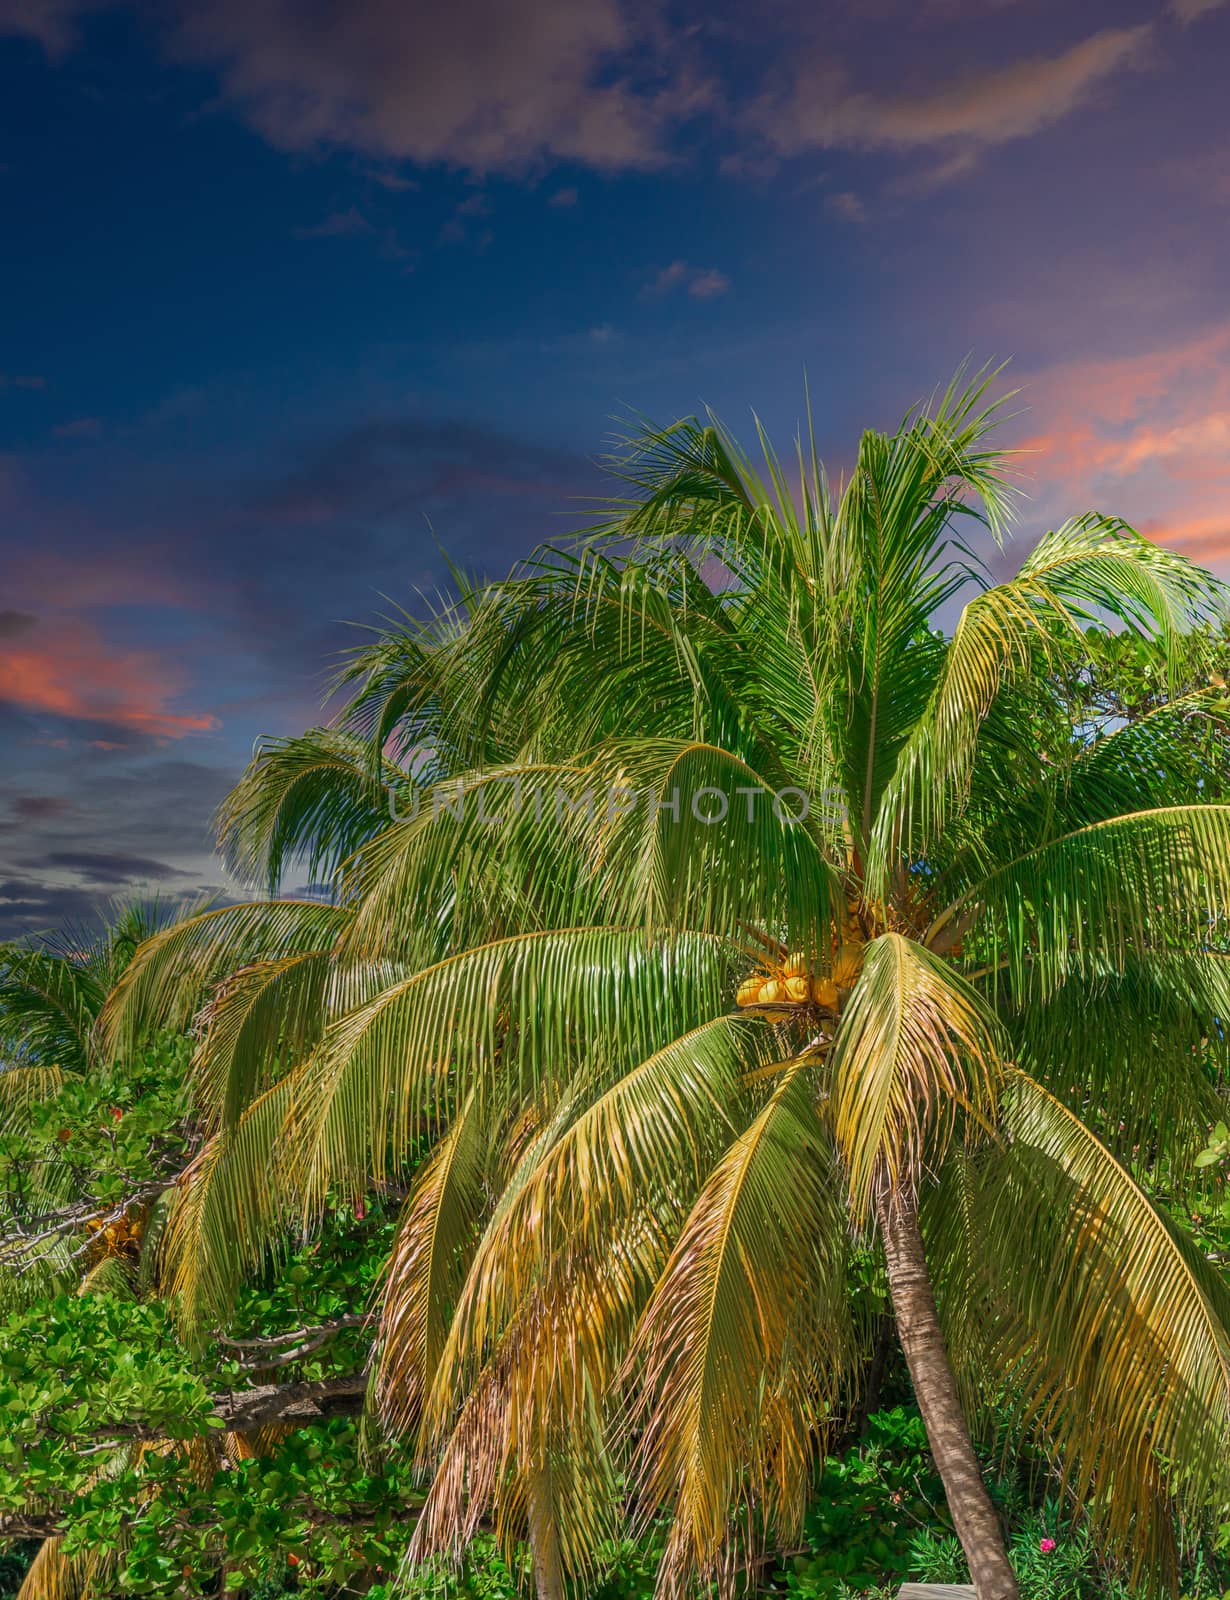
<box><xmin>782</xmin><ymin>953</ymin><xmax>808</xmax><ymax>979</ymax></box>
<box><xmin>832</xmin><ymin>943</ymin><xmax>864</xmax><ymax>986</ymax></box>
<box><xmin>785</xmin><ymin>974</ymin><xmax>810</xmax><ymax>1003</ymax></box>
<box><xmin>759</xmin><ymin>978</ymin><xmax>784</xmax><ymax>1005</ymax></box>
<box><xmin>812</xmin><ymin>975</ymin><xmax>839</xmax><ymax>1009</ymax></box>
<box><xmin>736</xmin><ymin>976</ymin><xmax>764</xmax><ymax>1008</ymax></box>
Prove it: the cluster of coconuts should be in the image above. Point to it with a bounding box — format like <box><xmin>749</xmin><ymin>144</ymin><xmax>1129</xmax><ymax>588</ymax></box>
<box><xmin>85</xmin><ymin>1204</ymin><xmax>146</xmax><ymax>1262</ymax></box>
<box><xmin>736</xmin><ymin>929</ymin><xmax>866</xmax><ymax>1013</ymax></box>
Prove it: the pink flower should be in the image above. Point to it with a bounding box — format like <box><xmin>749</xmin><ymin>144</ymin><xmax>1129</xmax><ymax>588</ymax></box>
<box><xmin>1040</xmin><ymin>1538</ymin><xmax>1057</xmax><ymax>1554</ymax></box>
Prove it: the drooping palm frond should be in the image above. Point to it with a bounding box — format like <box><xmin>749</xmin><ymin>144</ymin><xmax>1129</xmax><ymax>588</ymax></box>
<box><xmin>932</xmin><ymin>1072</ymin><xmax>1230</xmax><ymax>1589</ymax></box>
<box><xmin>98</xmin><ymin>899</ymin><xmax>349</xmax><ymax>1061</ymax></box>
<box><xmin>953</xmin><ymin>804</ymin><xmax>1230</xmax><ymax>994</ymax></box>
<box><xmin>0</xmin><ymin>1063</ymin><xmax>71</xmax><ymax>1132</ymax></box>
<box><xmin>625</xmin><ymin>1062</ymin><xmax>852</xmax><ymax>1600</ymax></box>
<box><xmin>831</xmin><ymin>934</ymin><xmax>1005</xmax><ymax>1218</ymax></box>
<box><xmin>285</xmin><ymin>926</ymin><xmax>735</xmax><ymax>1214</ymax></box>
<box><xmin>0</xmin><ymin>943</ymin><xmax>105</xmax><ymax>1073</ymax></box>
<box><xmin>216</xmin><ymin>727</ymin><xmax>406</xmax><ymax>894</ymax></box>
<box><xmin>159</xmin><ymin>1076</ymin><xmax>299</xmax><ymax>1337</ymax></box>
<box><xmin>869</xmin><ymin>518</ymin><xmax>1228</xmax><ymax>893</ymax></box>
<box><xmin>375</xmin><ymin>1094</ymin><xmax>489</xmax><ymax>1439</ymax></box>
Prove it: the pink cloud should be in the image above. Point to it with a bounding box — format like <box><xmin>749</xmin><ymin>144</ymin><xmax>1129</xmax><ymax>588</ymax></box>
<box><xmin>0</xmin><ymin>615</ymin><xmax>219</xmax><ymax>739</ymax></box>
<box><xmin>644</xmin><ymin>260</ymin><xmax>731</xmax><ymax>299</ymax></box>
<box><xmin>1011</xmin><ymin>321</ymin><xmax>1230</xmax><ymax>569</ymax></box>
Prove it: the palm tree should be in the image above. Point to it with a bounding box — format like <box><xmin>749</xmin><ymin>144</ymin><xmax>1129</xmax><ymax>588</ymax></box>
<box><xmin>0</xmin><ymin>900</ymin><xmax>183</xmax><ymax>1307</ymax></box>
<box><xmin>104</xmin><ymin>374</ymin><xmax>1230</xmax><ymax>1600</ymax></box>
<box><xmin>0</xmin><ymin>899</ymin><xmax>166</xmax><ymax>1075</ymax></box>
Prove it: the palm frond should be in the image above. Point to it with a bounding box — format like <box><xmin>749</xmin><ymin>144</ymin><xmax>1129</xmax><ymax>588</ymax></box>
<box><xmin>831</xmin><ymin>933</ymin><xmax>1004</xmax><ymax>1218</ymax></box>
<box><xmin>625</xmin><ymin>1061</ymin><xmax>852</xmax><ymax>1600</ymax></box>
<box><xmin>375</xmin><ymin>1094</ymin><xmax>488</xmax><ymax>1438</ymax></box>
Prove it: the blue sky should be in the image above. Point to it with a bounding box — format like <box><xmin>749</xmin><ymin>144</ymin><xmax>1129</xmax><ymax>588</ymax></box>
<box><xmin>3</xmin><ymin>0</ymin><xmax>1230</xmax><ymax>934</ymax></box>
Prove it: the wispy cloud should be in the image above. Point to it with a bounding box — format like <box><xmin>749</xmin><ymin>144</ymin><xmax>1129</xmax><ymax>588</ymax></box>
<box><xmin>293</xmin><ymin>205</ymin><xmax>373</xmax><ymax>239</ymax></box>
<box><xmin>752</xmin><ymin>23</ymin><xmax>1151</xmax><ymax>156</ymax></box>
<box><xmin>643</xmin><ymin>259</ymin><xmax>731</xmax><ymax>299</ymax></box>
<box><xmin>1170</xmin><ymin>0</ymin><xmax>1228</xmax><ymax>22</ymax></box>
<box><xmin>51</xmin><ymin>416</ymin><xmax>103</xmax><ymax>439</ymax></box>
<box><xmin>826</xmin><ymin>190</ymin><xmax>866</xmax><ymax>223</ymax></box>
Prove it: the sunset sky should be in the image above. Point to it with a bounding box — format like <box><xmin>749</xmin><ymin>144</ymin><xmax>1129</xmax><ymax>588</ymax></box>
<box><xmin>3</xmin><ymin>0</ymin><xmax>1230</xmax><ymax>936</ymax></box>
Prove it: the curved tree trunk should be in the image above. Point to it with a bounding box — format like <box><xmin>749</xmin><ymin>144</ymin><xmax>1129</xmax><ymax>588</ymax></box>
<box><xmin>525</xmin><ymin>1460</ymin><xmax>566</xmax><ymax>1600</ymax></box>
<box><xmin>878</xmin><ymin>1188</ymin><xmax>1019</xmax><ymax>1600</ymax></box>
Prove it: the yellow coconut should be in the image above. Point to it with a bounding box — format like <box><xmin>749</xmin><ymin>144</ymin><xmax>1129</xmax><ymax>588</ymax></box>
<box><xmin>782</xmin><ymin>952</ymin><xmax>808</xmax><ymax>979</ymax></box>
<box><xmin>759</xmin><ymin>978</ymin><xmax>784</xmax><ymax>1005</ymax></box>
<box><xmin>736</xmin><ymin>975</ymin><xmax>764</xmax><ymax>1008</ymax></box>
<box><xmin>833</xmin><ymin>943</ymin><xmax>864</xmax><ymax>987</ymax></box>
<box><xmin>785</xmin><ymin>974</ymin><xmax>810</xmax><ymax>1003</ymax></box>
<box><xmin>812</xmin><ymin>975</ymin><xmax>839</xmax><ymax>1009</ymax></box>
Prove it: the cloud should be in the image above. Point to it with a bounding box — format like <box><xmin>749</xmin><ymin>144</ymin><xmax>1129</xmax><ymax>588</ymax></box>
<box><xmin>1170</xmin><ymin>0</ymin><xmax>1228</xmax><ymax>20</ymax></box>
<box><xmin>9</xmin><ymin>795</ymin><xmax>71</xmax><ymax>822</ymax></box>
<box><xmin>5</xmin><ymin>0</ymin><xmax>712</xmax><ymax>174</ymax></box>
<box><xmin>0</xmin><ymin>751</ymin><xmax>238</xmax><ymax>939</ymax></box>
<box><xmin>51</xmin><ymin>416</ymin><xmax>103</xmax><ymax>439</ymax></box>
<box><xmin>826</xmin><ymin>190</ymin><xmax>867</xmax><ymax>223</ymax></box>
<box><xmin>0</xmin><ymin>373</ymin><xmax>47</xmax><ymax>391</ymax></box>
<box><xmin>887</xmin><ymin>147</ymin><xmax>981</xmax><ymax>195</ymax></box>
<box><xmin>252</xmin><ymin>417</ymin><xmax>599</xmax><ymax>529</ymax></box>
<box><xmin>163</xmin><ymin>0</ymin><xmax>703</xmax><ymax>174</ymax></box>
<box><xmin>40</xmin><ymin>849</ymin><xmax>192</xmax><ymax>884</ymax></box>
<box><xmin>644</xmin><ymin>260</ymin><xmax>731</xmax><ymax>299</ymax></box>
<box><xmin>0</xmin><ymin>0</ymin><xmax>101</xmax><ymax>56</ymax></box>
<box><xmin>0</xmin><ymin>610</ymin><xmax>38</xmax><ymax>640</ymax></box>
<box><xmin>0</xmin><ymin>613</ymin><xmax>219</xmax><ymax>738</ymax></box>
<box><xmin>548</xmin><ymin>186</ymin><xmax>579</xmax><ymax>207</ymax></box>
<box><xmin>361</xmin><ymin>166</ymin><xmax>420</xmax><ymax>192</ymax></box>
<box><xmin>293</xmin><ymin>205</ymin><xmax>373</xmax><ymax>239</ymax></box>
<box><xmin>1010</xmin><ymin>321</ymin><xmax>1230</xmax><ymax>569</ymax></box>
<box><xmin>753</xmin><ymin>23</ymin><xmax>1152</xmax><ymax>155</ymax></box>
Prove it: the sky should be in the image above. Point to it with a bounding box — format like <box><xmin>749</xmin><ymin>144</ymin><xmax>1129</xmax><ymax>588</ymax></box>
<box><xmin>2</xmin><ymin>0</ymin><xmax>1230</xmax><ymax>938</ymax></box>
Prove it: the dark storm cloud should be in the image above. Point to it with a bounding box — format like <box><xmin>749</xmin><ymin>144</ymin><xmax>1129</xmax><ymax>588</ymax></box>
<box><xmin>252</xmin><ymin>417</ymin><xmax>602</xmax><ymax>528</ymax></box>
<box><xmin>0</xmin><ymin>609</ymin><xmax>37</xmax><ymax>639</ymax></box>
<box><xmin>0</xmin><ymin>873</ymin><xmax>226</xmax><ymax>941</ymax></box>
<box><xmin>39</xmin><ymin>849</ymin><xmax>192</xmax><ymax>883</ymax></box>
<box><xmin>0</xmin><ymin>750</ymin><xmax>237</xmax><ymax>938</ymax></box>
<box><xmin>9</xmin><ymin>795</ymin><xmax>71</xmax><ymax>822</ymax></box>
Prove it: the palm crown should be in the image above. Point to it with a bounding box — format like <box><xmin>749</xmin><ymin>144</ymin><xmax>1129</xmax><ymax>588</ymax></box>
<box><xmin>103</xmin><ymin>375</ymin><xmax>1230</xmax><ymax>1600</ymax></box>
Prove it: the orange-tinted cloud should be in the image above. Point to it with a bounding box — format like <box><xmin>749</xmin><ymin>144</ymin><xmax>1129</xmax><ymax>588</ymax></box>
<box><xmin>0</xmin><ymin>615</ymin><xmax>218</xmax><ymax>739</ymax></box>
<box><xmin>1010</xmin><ymin>321</ymin><xmax>1230</xmax><ymax>569</ymax></box>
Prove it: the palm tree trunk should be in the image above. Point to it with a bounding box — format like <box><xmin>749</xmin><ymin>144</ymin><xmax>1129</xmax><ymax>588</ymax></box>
<box><xmin>878</xmin><ymin>1188</ymin><xmax>1018</xmax><ymax>1600</ymax></box>
<box><xmin>525</xmin><ymin>1460</ymin><xmax>566</xmax><ymax>1600</ymax></box>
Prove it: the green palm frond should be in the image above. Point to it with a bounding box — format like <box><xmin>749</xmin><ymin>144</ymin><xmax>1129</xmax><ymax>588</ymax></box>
<box><xmin>0</xmin><ymin>1063</ymin><xmax>71</xmax><ymax>1131</ymax></box>
<box><xmin>99</xmin><ymin>899</ymin><xmax>349</xmax><ymax>1060</ymax></box>
<box><xmin>217</xmin><ymin>728</ymin><xmax>405</xmax><ymax>893</ymax></box>
<box><xmin>160</xmin><ymin>1077</ymin><xmax>298</xmax><ymax>1337</ymax></box>
<box><xmin>0</xmin><ymin>943</ymin><xmax>105</xmax><ymax>1072</ymax></box>
<box><xmin>286</xmin><ymin>927</ymin><xmax>733</xmax><ymax>1211</ymax></box>
<box><xmin>956</xmin><ymin>804</ymin><xmax>1230</xmax><ymax>993</ymax></box>
<box><xmin>869</xmin><ymin>518</ymin><xmax>1228</xmax><ymax>891</ymax></box>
